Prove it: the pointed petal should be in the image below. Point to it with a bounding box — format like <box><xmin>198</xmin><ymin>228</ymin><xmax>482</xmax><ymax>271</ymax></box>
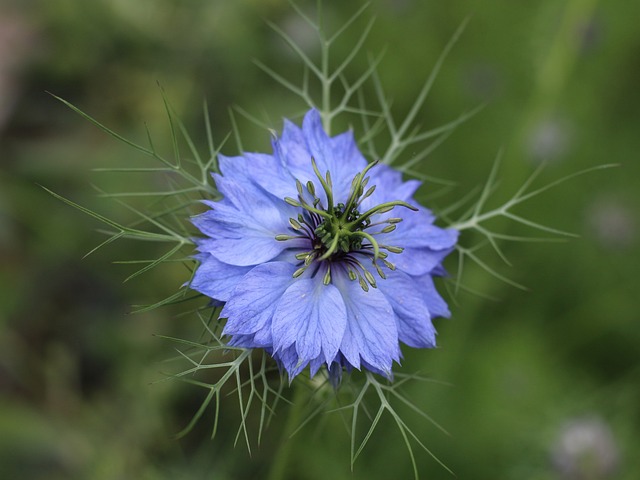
<box><xmin>391</xmin><ymin>245</ymin><xmax>455</xmax><ymax>276</ymax></box>
<box><xmin>278</xmin><ymin>117</ymin><xmax>314</xmax><ymax>171</ymax></box>
<box><xmin>227</xmin><ymin>333</ymin><xmax>261</xmax><ymax>349</ymax></box>
<box><xmin>191</xmin><ymin>185</ymin><xmax>302</xmax><ymax>266</ymax></box>
<box><xmin>273</xmin><ymin>344</ymin><xmax>307</xmax><ymax>380</ymax></box>
<box><xmin>359</xmin><ymin>164</ymin><xmax>423</xmax><ymax>216</ymax></box>
<box><xmin>301</xmin><ymin>110</ymin><xmax>367</xmax><ymax>202</ymax></box>
<box><xmin>309</xmin><ymin>354</ymin><xmax>326</xmax><ymax>378</ymax></box>
<box><xmin>190</xmin><ymin>253</ymin><xmax>252</xmax><ymax>302</ymax></box>
<box><xmin>221</xmin><ymin>262</ymin><xmax>296</xmax><ymax>342</ymax></box>
<box><xmin>414</xmin><ymin>273</ymin><xmax>451</xmax><ymax>318</ymax></box>
<box><xmin>332</xmin><ymin>269</ymin><xmax>399</xmax><ymax>375</ymax></box>
<box><xmin>377</xmin><ymin>269</ymin><xmax>437</xmax><ymax>349</ymax></box>
<box><xmin>383</xmin><ymin>209</ymin><xmax>457</xmax><ymax>248</ymax></box>
<box><xmin>272</xmin><ymin>278</ymin><xmax>347</xmax><ymax>366</ymax></box>
<box><xmin>218</xmin><ymin>153</ymin><xmax>297</xmax><ymax>200</ymax></box>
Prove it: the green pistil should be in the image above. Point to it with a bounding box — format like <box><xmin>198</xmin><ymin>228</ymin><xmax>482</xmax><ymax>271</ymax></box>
<box><xmin>351</xmin><ymin>231</ymin><xmax>380</xmax><ymax>260</ymax></box>
<box><xmin>347</xmin><ymin>200</ymin><xmax>418</xmax><ymax>230</ymax></box>
<box><xmin>340</xmin><ymin>160</ymin><xmax>379</xmax><ymax>221</ymax></box>
<box><xmin>277</xmin><ymin>158</ymin><xmax>415</xmax><ymax>289</ymax></box>
<box><xmin>311</xmin><ymin>157</ymin><xmax>334</xmax><ymax>211</ymax></box>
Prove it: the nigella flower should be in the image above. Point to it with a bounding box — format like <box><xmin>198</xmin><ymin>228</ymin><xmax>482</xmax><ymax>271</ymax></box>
<box><xmin>190</xmin><ymin>109</ymin><xmax>458</xmax><ymax>382</ymax></box>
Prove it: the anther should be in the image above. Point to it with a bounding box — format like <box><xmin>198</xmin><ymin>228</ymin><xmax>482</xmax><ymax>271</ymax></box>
<box><xmin>373</xmin><ymin>261</ymin><xmax>386</xmax><ymax>279</ymax></box>
<box><xmin>289</xmin><ymin>218</ymin><xmax>303</xmax><ymax>230</ymax></box>
<box><xmin>304</xmin><ymin>252</ymin><xmax>316</xmax><ymax>266</ymax></box>
<box><xmin>306</xmin><ymin>180</ymin><xmax>316</xmax><ymax>197</ymax></box>
<box><xmin>285</xmin><ymin>197</ymin><xmax>301</xmax><ymax>207</ymax></box>
<box><xmin>360</xmin><ymin>185</ymin><xmax>377</xmax><ymax>203</ymax></box>
<box><xmin>293</xmin><ymin>266</ymin><xmax>308</xmax><ymax>278</ymax></box>
<box><xmin>382</xmin><ymin>259</ymin><xmax>396</xmax><ymax>271</ymax></box>
<box><xmin>275</xmin><ymin>234</ymin><xmax>300</xmax><ymax>241</ymax></box>
<box><xmin>323</xmin><ymin>264</ymin><xmax>332</xmax><ymax>285</ymax></box>
<box><xmin>381</xmin><ymin>245</ymin><xmax>404</xmax><ymax>254</ymax></box>
<box><xmin>363</xmin><ymin>269</ymin><xmax>377</xmax><ymax>288</ymax></box>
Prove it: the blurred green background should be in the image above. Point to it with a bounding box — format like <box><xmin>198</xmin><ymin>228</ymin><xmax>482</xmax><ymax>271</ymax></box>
<box><xmin>1</xmin><ymin>0</ymin><xmax>639</xmax><ymax>479</ymax></box>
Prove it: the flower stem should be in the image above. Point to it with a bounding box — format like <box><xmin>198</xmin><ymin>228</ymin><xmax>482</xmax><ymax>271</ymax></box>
<box><xmin>266</xmin><ymin>383</ymin><xmax>307</xmax><ymax>480</ymax></box>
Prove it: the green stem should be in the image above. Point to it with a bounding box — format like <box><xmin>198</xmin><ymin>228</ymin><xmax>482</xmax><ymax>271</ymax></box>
<box><xmin>265</xmin><ymin>383</ymin><xmax>308</xmax><ymax>480</ymax></box>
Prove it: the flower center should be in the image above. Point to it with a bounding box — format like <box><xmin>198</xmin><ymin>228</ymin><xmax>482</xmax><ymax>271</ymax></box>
<box><xmin>314</xmin><ymin>203</ymin><xmax>368</xmax><ymax>254</ymax></box>
<box><xmin>276</xmin><ymin>158</ymin><xmax>416</xmax><ymax>289</ymax></box>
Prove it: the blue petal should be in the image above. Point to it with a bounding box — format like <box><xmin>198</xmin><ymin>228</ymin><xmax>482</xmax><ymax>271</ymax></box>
<box><xmin>392</xmin><ymin>245</ymin><xmax>454</xmax><ymax>276</ymax></box>
<box><xmin>272</xmin><ymin>277</ymin><xmax>347</xmax><ymax>366</ymax></box>
<box><xmin>190</xmin><ymin>252</ymin><xmax>252</xmax><ymax>302</ymax></box>
<box><xmin>191</xmin><ymin>177</ymin><xmax>302</xmax><ymax>266</ymax></box>
<box><xmin>309</xmin><ymin>354</ymin><xmax>327</xmax><ymax>378</ymax></box>
<box><xmin>221</xmin><ymin>262</ymin><xmax>297</xmax><ymax>342</ymax></box>
<box><xmin>377</xmin><ymin>269</ymin><xmax>437</xmax><ymax>349</ymax></box>
<box><xmin>414</xmin><ymin>273</ymin><xmax>451</xmax><ymax>318</ymax></box>
<box><xmin>360</xmin><ymin>163</ymin><xmax>422</xmax><ymax>213</ymax></box>
<box><xmin>274</xmin><ymin>342</ymin><xmax>334</xmax><ymax>380</ymax></box>
<box><xmin>218</xmin><ymin>153</ymin><xmax>297</xmax><ymax>200</ymax></box>
<box><xmin>278</xmin><ymin>117</ymin><xmax>314</xmax><ymax>171</ymax></box>
<box><xmin>227</xmin><ymin>333</ymin><xmax>261</xmax><ymax>349</ymax></box>
<box><xmin>301</xmin><ymin>110</ymin><xmax>334</xmax><ymax>172</ymax></box>
<box><xmin>301</xmin><ymin>110</ymin><xmax>367</xmax><ymax>203</ymax></box>
<box><xmin>381</xmin><ymin>221</ymin><xmax>458</xmax><ymax>276</ymax></box>
<box><xmin>383</xmin><ymin>209</ymin><xmax>457</xmax><ymax>249</ymax></box>
<box><xmin>332</xmin><ymin>268</ymin><xmax>400</xmax><ymax>375</ymax></box>
<box><xmin>273</xmin><ymin>344</ymin><xmax>307</xmax><ymax>379</ymax></box>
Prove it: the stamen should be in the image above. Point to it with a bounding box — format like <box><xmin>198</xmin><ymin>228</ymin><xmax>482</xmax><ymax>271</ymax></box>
<box><xmin>311</xmin><ymin>157</ymin><xmax>334</xmax><ymax>211</ymax></box>
<box><xmin>341</xmin><ymin>160</ymin><xmax>376</xmax><ymax>220</ymax></box>
<box><xmin>306</xmin><ymin>180</ymin><xmax>316</xmax><ymax>197</ymax></box>
<box><xmin>351</xmin><ymin>231</ymin><xmax>380</xmax><ymax>260</ymax></box>
<box><xmin>294</xmin><ymin>196</ymin><xmax>332</xmax><ymax>220</ymax></box>
<box><xmin>381</xmin><ymin>245</ymin><xmax>404</xmax><ymax>254</ymax></box>
<box><xmin>293</xmin><ymin>265</ymin><xmax>308</xmax><ymax>278</ymax></box>
<box><xmin>318</xmin><ymin>228</ymin><xmax>341</xmax><ymax>260</ymax></box>
<box><xmin>363</xmin><ymin>269</ymin><xmax>377</xmax><ymax>288</ymax></box>
<box><xmin>367</xmin><ymin>217</ymin><xmax>402</xmax><ymax>228</ymax></box>
<box><xmin>276</xmin><ymin>159</ymin><xmax>414</xmax><ymax>285</ymax></box>
<box><xmin>344</xmin><ymin>256</ymin><xmax>377</xmax><ymax>289</ymax></box>
<box><xmin>357</xmin><ymin>185</ymin><xmax>377</xmax><ymax>206</ymax></box>
<box><xmin>323</xmin><ymin>264</ymin><xmax>332</xmax><ymax>285</ymax></box>
<box><xmin>289</xmin><ymin>218</ymin><xmax>303</xmax><ymax>230</ymax></box>
<box><xmin>304</xmin><ymin>252</ymin><xmax>317</xmax><ymax>266</ymax></box>
<box><xmin>373</xmin><ymin>261</ymin><xmax>387</xmax><ymax>279</ymax></box>
<box><xmin>349</xmin><ymin>200</ymin><xmax>417</xmax><ymax>229</ymax></box>
<box><xmin>275</xmin><ymin>234</ymin><xmax>302</xmax><ymax>241</ymax></box>
<box><xmin>358</xmin><ymin>276</ymin><xmax>369</xmax><ymax>292</ymax></box>
<box><xmin>382</xmin><ymin>259</ymin><xmax>396</xmax><ymax>270</ymax></box>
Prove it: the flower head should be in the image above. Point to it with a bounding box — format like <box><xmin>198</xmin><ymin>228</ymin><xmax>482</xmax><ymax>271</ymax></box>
<box><xmin>191</xmin><ymin>109</ymin><xmax>458</xmax><ymax>381</ymax></box>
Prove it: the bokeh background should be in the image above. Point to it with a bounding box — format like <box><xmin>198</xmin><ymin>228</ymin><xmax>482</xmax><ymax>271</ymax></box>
<box><xmin>1</xmin><ymin>0</ymin><xmax>639</xmax><ymax>479</ymax></box>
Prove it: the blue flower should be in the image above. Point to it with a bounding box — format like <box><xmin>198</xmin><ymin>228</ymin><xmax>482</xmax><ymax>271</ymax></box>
<box><xmin>191</xmin><ymin>109</ymin><xmax>458</xmax><ymax>381</ymax></box>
